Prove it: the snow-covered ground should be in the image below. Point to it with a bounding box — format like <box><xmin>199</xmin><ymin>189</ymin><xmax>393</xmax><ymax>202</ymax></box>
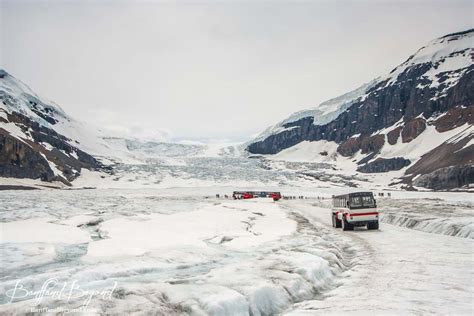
<box><xmin>287</xmin><ymin>199</ymin><xmax>474</xmax><ymax>315</ymax></box>
<box><xmin>66</xmin><ymin>138</ymin><xmax>401</xmax><ymax>191</ymax></box>
<box><xmin>0</xmin><ymin>188</ymin><xmax>472</xmax><ymax>314</ymax></box>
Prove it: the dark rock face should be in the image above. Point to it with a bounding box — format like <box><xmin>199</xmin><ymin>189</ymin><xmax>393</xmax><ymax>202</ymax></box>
<box><xmin>434</xmin><ymin>106</ymin><xmax>474</xmax><ymax>132</ymax></box>
<box><xmin>413</xmin><ymin>165</ymin><xmax>474</xmax><ymax>190</ymax></box>
<box><xmin>0</xmin><ymin>111</ymin><xmax>104</xmax><ymax>183</ymax></box>
<box><xmin>387</xmin><ymin>126</ymin><xmax>402</xmax><ymax>145</ymax></box>
<box><xmin>357</xmin><ymin>157</ymin><xmax>411</xmax><ymax>173</ymax></box>
<box><xmin>400</xmin><ymin>129</ymin><xmax>473</xmax><ymax>190</ymax></box>
<box><xmin>401</xmin><ymin>118</ymin><xmax>426</xmax><ymax>143</ymax></box>
<box><xmin>336</xmin><ymin>137</ymin><xmax>360</xmax><ymax>157</ymax></box>
<box><xmin>337</xmin><ymin>134</ymin><xmax>385</xmax><ymax>157</ymax></box>
<box><xmin>248</xmin><ymin>65</ymin><xmax>474</xmax><ymax>155</ymax></box>
<box><xmin>360</xmin><ymin>134</ymin><xmax>385</xmax><ymax>155</ymax></box>
<box><xmin>405</xmin><ymin>132</ymin><xmax>473</xmax><ymax>176</ymax></box>
<box><xmin>0</xmin><ymin>130</ymin><xmax>55</xmax><ymax>181</ymax></box>
<box><xmin>248</xmin><ymin>117</ymin><xmax>313</xmax><ymax>155</ymax></box>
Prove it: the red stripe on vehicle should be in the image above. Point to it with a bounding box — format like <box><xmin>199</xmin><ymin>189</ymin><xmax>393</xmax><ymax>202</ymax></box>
<box><xmin>349</xmin><ymin>212</ymin><xmax>379</xmax><ymax>217</ymax></box>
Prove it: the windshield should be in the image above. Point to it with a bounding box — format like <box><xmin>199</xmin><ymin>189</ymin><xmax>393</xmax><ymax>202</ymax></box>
<box><xmin>349</xmin><ymin>194</ymin><xmax>375</xmax><ymax>208</ymax></box>
<box><xmin>362</xmin><ymin>195</ymin><xmax>375</xmax><ymax>206</ymax></box>
<box><xmin>350</xmin><ymin>196</ymin><xmax>362</xmax><ymax>207</ymax></box>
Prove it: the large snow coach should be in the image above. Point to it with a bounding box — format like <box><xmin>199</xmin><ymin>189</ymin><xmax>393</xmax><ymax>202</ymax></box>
<box><xmin>233</xmin><ymin>191</ymin><xmax>282</xmax><ymax>201</ymax></box>
<box><xmin>331</xmin><ymin>192</ymin><xmax>379</xmax><ymax>231</ymax></box>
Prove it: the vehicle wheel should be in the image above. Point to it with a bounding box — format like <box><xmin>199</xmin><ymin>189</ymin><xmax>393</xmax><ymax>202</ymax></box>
<box><xmin>367</xmin><ymin>221</ymin><xmax>379</xmax><ymax>230</ymax></box>
<box><xmin>342</xmin><ymin>217</ymin><xmax>353</xmax><ymax>231</ymax></box>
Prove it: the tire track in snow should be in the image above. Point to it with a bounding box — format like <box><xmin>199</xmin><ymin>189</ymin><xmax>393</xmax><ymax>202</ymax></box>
<box><xmin>277</xmin><ymin>201</ymin><xmax>373</xmax><ymax>307</ymax></box>
<box><xmin>285</xmin><ymin>200</ymin><xmax>474</xmax><ymax>315</ymax></box>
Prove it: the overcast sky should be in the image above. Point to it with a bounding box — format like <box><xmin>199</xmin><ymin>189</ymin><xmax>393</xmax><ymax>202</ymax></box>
<box><xmin>1</xmin><ymin>0</ymin><xmax>473</xmax><ymax>142</ymax></box>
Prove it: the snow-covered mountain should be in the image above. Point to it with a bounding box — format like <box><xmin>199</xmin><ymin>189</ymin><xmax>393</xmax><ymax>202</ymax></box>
<box><xmin>0</xmin><ymin>70</ymin><xmax>113</xmax><ymax>185</ymax></box>
<box><xmin>0</xmin><ymin>71</ymin><xmax>251</xmax><ymax>187</ymax></box>
<box><xmin>247</xmin><ymin>29</ymin><xmax>474</xmax><ymax>190</ymax></box>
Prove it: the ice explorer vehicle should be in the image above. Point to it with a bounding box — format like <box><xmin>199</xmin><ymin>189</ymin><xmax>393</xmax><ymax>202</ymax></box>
<box><xmin>233</xmin><ymin>191</ymin><xmax>282</xmax><ymax>201</ymax></box>
<box><xmin>331</xmin><ymin>192</ymin><xmax>379</xmax><ymax>231</ymax></box>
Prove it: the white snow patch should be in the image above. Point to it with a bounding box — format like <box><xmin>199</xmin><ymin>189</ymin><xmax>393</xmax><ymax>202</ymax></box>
<box><xmin>0</xmin><ymin>121</ymin><xmax>32</xmax><ymax>142</ymax></box>
<box><xmin>379</xmin><ymin>123</ymin><xmax>472</xmax><ymax>162</ymax></box>
<box><xmin>0</xmin><ymin>109</ymin><xmax>7</xmax><ymax>121</ymax></box>
<box><xmin>271</xmin><ymin>140</ymin><xmax>339</xmax><ymax>163</ymax></box>
<box><xmin>86</xmin><ymin>200</ymin><xmax>296</xmax><ymax>259</ymax></box>
<box><xmin>40</xmin><ymin>142</ymin><xmax>54</xmax><ymax>151</ymax></box>
<box><xmin>0</xmin><ymin>217</ymin><xmax>91</xmax><ymax>244</ymax></box>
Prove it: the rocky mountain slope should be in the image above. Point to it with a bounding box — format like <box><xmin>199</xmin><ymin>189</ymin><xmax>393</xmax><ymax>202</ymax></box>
<box><xmin>0</xmin><ymin>70</ymin><xmax>248</xmax><ymax>188</ymax></box>
<box><xmin>0</xmin><ymin>70</ymin><xmax>111</xmax><ymax>186</ymax></box>
<box><xmin>247</xmin><ymin>29</ymin><xmax>474</xmax><ymax>190</ymax></box>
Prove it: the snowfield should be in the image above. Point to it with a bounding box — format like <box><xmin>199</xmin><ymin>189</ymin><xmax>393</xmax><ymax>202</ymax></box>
<box><xmin>0</xmin><ymin>188</ymin><xmax>472</xmax><ymax>315</ymax></box>
<box><xmin>287</xmin><ymin>199</ymin><xmax>474</xmax><ymax>315</ymax></box>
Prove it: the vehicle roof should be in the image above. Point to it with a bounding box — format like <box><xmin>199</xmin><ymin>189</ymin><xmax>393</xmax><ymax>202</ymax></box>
<box><xmin>332</xmin><ymin>192</ymin><xmax>374</xmax><ymax>199</ymax></box>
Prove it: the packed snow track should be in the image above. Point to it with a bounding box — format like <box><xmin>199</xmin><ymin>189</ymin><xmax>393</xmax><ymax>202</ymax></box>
<box><xmin>287</xmin><ymin>200</ymin><xmax>473</xmax><ymax>315</ymax></box>
<box><xmin>0</xmin><ymin>189</ymin><xmax>472</xmax><ymax>315</ymax></box>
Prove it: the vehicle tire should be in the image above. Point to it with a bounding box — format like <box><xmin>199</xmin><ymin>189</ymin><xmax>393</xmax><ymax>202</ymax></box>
<box><xmin>367</xmin><ymin>221</ymin><xmax>379</xmax><ymax>230</ymax></box>
<box><xmin>342</xmin><ymin>217</ymin><xmax>353</xmax><ymax>231</ymax></box>
<box><xmin>373</xmin><ymin>221</ymin><xmax>379</xmax><ymax>230</ymax></box>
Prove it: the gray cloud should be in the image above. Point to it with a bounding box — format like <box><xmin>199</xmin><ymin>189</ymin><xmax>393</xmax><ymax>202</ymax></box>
<box><xmin>2</xmin><ymin>0</ymin><xmax>472</xmax><ymax>142</ymax></box>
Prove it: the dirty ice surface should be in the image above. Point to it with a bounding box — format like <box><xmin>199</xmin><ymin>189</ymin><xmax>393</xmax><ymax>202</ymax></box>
<box><xmin>0</xmin><ymin>188</ymin><xmax>473</xmax><ymax>315</ymax></box>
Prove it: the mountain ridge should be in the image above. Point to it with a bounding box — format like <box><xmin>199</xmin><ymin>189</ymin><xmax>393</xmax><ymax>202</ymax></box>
<box><xmin>0</xmin><ymin>70</ymin><xmax>111</xmax><ymax>185</ymax></box>
<box><xmin>247</xmin><ymin>29</ymin><xmax>474</xmax><ymax>190</ymax></box>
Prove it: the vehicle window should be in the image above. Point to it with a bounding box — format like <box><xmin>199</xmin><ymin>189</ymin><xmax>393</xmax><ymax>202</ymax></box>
<box><xmin>350</xmin><ymin>196</ymin><xmax>362</xmax><ymax>207</ymax></box>
<box><xmin>362</xmin><ymin>196</ymin><xmax>375</xmax><ymax>206</ymax></box>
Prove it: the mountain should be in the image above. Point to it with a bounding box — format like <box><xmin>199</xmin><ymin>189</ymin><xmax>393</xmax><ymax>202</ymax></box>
<box><xmin>0</xmin><ymin>70</ymin><xmax>111</xmax><ymax>186</ymax></box>
<box><xmin>0</xmin><ymin>70</ymin><xmax>247</xmax><ymax>187</ymax></box>
<box><xmin>247</xmin><ymin>29</ymin><xmax>474</xmax><ymax>190</ymax></box>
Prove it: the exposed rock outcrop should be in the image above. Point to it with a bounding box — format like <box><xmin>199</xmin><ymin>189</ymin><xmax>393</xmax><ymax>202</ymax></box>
<box><xmin>387</xmin><ymin>126</ymin><xmax>402</xmax><ymax>145</ymax></box>
<box><xmin>401</xmin><ymin>118</ymin><xmax>426</xmax><ymax>143</ymax></box>
<box><xmin>413</xmin><ymin>165</ymin><xmax>474</xmax><ymax>190</ymax></box>
<box><xmin>0</xmin><ymin>111</ymin><xmax>104</xmax><ymax>183</ymax></box>
<box><xmin>0</xmin><ymin>130</ymin><xmax>55</xmax><ymax>181</ymax></box>
<box><xmin>337</xmin><ymin>134</ymin><xmax>385</xmax><ymax>157</ymax></box>
<box><xmin>248</xmin><ymin>66</ymin><xmax>473</xmax><ymax>155</ymax></box>
<box><xmin>357</xmin><ymin>157</ymin><xmax>411</xmax><ymax>173</ymax></box>
<box><xmin>405</xmin><ymin>130</ymin><xmax>473</xmax><ymax>177</ymax></box>
<box><xmin>434</xmin><ymin>106</ymin><xmax>474</xmax><ymax>132</ymax></box>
